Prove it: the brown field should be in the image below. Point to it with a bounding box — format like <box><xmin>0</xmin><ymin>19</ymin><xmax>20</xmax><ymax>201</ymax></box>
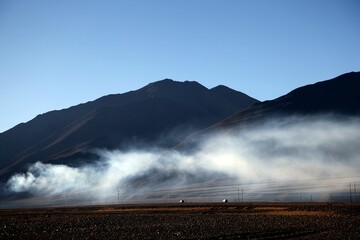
<box><xmin>1</xmin><ymin>202</ymin><xmax>360</xmax><ymax>239</ymax></box>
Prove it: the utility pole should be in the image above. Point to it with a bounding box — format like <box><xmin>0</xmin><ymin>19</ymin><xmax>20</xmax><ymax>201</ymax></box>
<box><xmin>354</xmin><ymin>184</ymin><xmax>357</xmax><ymax>202</ymax></box>
<box><xmin>237</xmin><ymin>188</ymin><xmax>240</xmax><ymax>202</ymax></box>
<box><xmin>350</xmin><ymin>183</ymin><xmax>353</xmax><ymax>202</ymax></box>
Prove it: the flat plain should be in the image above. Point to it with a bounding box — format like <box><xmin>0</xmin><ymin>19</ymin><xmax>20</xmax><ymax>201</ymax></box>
<box><xmin>1</xmin><ymin>202</ymin><xmax>359</xmax><ymax>239</ymax></box>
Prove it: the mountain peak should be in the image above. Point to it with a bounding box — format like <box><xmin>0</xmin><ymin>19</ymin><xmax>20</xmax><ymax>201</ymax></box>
<box><xmin>146</xmin><ymin>79</ymin><xmax>206</xmax><ymax>88</ymax></box>
<box><xmin>141</xmin><ymin>79</ymin><xmax>209</xmax><ymax>99</ymax></box>
<box><xmin>211</xmin><ymin>84</ymin><xmax>259</xmax><ymax>109</ymax></box>
<box><xmin>211</xmin><ymin>85</ymin><xmax>231</xmax><ymax>91</ymax></box>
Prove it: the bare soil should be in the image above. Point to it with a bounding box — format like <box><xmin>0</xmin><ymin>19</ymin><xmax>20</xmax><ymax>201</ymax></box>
<box><xmin>1</xmin><ymin>202</ymin><xmax>360</xmax><ymax>239</ymax></box>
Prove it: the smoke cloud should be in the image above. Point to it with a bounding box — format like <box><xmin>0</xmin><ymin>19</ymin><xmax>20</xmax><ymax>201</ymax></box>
<box><xmin>5</xmin><ymin>115</ymin><xmax>360</xmax><ymax>205</ymax></box>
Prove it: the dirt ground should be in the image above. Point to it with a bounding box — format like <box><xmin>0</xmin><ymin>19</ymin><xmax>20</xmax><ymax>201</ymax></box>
<box><xmin>1</xmin><ymin>202</ymin><xmax>359</xmax><ymax>239</ymax></box>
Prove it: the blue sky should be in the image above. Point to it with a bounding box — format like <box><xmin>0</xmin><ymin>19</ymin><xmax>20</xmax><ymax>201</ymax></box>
<box><xmin>0</xmin><ymin>0</ymin><xmax>359</xmax><ymax>133</ymax></box>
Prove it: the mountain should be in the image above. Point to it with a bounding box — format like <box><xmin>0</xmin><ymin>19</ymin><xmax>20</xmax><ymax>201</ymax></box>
<box><xmin>178</xmin><ymin>71</ymin><xmax>360</xmax><ymax>147</ymax></box>
<box><xmin>0</xmin><ymin>79</ymin><xmax>258</xmax><ymax>180</ymax></box>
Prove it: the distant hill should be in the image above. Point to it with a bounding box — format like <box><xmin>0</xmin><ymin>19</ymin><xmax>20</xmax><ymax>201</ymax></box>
<box><xmin>216</xmin><ymin>71</ymin><xmax>360</xmax><ymax>128</ymax></box>
<box><xmin>0</xmin><ymin>79</ymin><xmax>258</xmax><ymax>180</ymax></box>
<box><xmin>177</xmin><ymin>71</ymin><xmax>360</xmax><ymax>149</ymax></box>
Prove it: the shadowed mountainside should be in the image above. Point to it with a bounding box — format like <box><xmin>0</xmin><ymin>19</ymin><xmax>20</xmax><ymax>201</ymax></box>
<box><xmin>218</xmin><ymin>71</ymin><xmax>360</xmax><ymax>127</ymax></box>
<box><xmin>177</xmin><ymin>72</ymin><xmax>360</xmax><ymax>148</ymax></box>
<box><xmin>0</xmin><ymin>79</ymin><xmax>258</xmax><ymax>180</ymax></box>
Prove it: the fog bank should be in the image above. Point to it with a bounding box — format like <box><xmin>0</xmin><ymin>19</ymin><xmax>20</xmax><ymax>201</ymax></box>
<box><xmin>6</xmin><ymin>115</ymin><xmax>360</xmax><ymax>204</ymax></box>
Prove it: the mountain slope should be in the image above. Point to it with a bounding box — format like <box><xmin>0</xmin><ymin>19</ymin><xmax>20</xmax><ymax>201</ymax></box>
<box><xmin>0</xmin><ymin>79</ymin><xmax>259</xmax><ymax>180</ymax></box>
<box><xmin>210</xmin><ymin>85</ymin><xmax>258</xmax><ymax>110</ymax></box>
<box><xmin>180</xmin><ymin>72</ymin><xmax>360</xmax><ymax>143</ymax></box>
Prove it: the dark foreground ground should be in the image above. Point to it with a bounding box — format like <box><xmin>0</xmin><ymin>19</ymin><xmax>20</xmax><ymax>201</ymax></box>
<box><xmin>1</xmin><ymin>202</ymin><xmax>360</xmax><ymax>239</ymax></box>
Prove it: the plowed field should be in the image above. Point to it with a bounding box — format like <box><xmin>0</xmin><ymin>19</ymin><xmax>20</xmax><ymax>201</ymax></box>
<box><xmin>1</xmin><ymin>203</ymin><xmax>359</xmax><ymax>239</ymax></box>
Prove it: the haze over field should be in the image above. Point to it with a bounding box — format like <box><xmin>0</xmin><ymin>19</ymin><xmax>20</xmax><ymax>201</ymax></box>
<box><xmin>6</xmin><ymin>115</ymin><xmax>360</xmax><ymax>204</ymax></box>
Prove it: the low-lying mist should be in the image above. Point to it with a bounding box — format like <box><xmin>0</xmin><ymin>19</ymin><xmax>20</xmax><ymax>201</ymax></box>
<box><xmin>5</xmin><ymin>115</ymin><xmax>360</xmax><ymax>205</ymax></box>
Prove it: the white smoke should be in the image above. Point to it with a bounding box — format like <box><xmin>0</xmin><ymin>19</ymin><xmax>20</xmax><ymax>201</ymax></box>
<box><xmin>6</xmin><ymin>115</ymin><xmax>360</xmax><ymax>204</ymax></box>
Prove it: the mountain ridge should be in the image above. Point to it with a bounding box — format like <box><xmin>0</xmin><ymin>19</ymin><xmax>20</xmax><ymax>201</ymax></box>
<box><xmin>187</xmin><ymin>71</ymin><xmax>360</xmax><ymax>138</ymax></box>
<box><xmin>1</xmin><ymin>72</ymin><xmax>359</xmax><ymax>182</ymax></box>
<box><xmin>0</xmin><ymin>79</ymin><xmax>259</xmax><ymax>180</ymax></box>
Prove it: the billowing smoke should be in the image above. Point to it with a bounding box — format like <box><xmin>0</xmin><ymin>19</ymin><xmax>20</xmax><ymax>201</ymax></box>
<box><xmin>5</xmin><ymin>115</ymin><xmax>360</xmax><ymax>205</ymax></box>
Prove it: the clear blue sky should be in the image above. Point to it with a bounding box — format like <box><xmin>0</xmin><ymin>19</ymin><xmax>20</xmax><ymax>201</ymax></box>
<box><xmin>0</xmin><ymin>0</ymin><xmax>359</xmax><ymax>133</ymax></box>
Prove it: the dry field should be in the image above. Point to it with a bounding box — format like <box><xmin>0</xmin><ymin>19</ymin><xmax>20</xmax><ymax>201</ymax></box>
<box><xmin>1</xmin><ymin>202</ymin><xmax>359</xmax><ymax>239</ymax></box>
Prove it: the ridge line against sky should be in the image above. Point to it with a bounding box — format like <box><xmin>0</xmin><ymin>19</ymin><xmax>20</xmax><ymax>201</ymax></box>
<box><xmin>0</xmin><ymin>0</ymin><xmax>360</xmax><ymax>133</ymax></box>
